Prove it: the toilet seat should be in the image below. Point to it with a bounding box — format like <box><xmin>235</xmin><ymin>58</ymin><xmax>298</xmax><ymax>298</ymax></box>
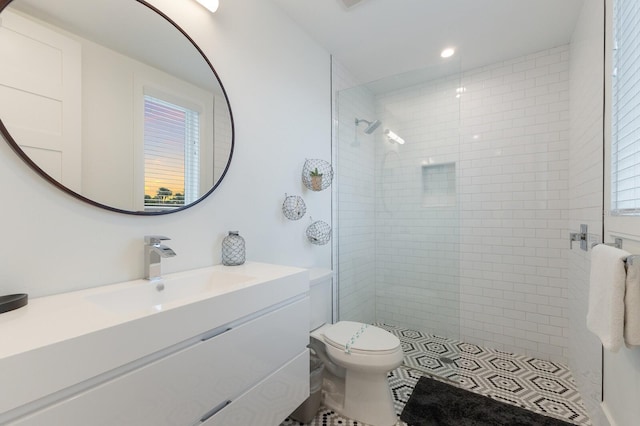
<box><xmin>323</xmin><ymin>321</ymin><xmax>401</xmax><ymax>355</ymax></box>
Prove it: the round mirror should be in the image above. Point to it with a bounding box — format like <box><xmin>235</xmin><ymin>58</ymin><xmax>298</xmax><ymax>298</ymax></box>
<box><xmin>0</xmin><ymin>0</ymin><xmax>234</xmax><ymax>214</ymax></box>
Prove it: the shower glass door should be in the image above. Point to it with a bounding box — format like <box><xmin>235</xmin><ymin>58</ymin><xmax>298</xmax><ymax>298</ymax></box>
<box><xmin>334</xmin><ymin>59</ymin><xmax>463</xmax><ymax>380</ymax></box>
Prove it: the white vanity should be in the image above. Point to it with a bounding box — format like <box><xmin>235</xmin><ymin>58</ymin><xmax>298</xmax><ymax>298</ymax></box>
<box><xmin>0</xmin><ymin>262</ymin><xmax>310</xmax><ymax>426</ymax></box>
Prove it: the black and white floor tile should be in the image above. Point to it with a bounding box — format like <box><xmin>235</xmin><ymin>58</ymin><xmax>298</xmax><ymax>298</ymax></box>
<box><xmin>281</xmin><ymin>324</ymin><xmax>591</xmax><ymax>426</ymax></box>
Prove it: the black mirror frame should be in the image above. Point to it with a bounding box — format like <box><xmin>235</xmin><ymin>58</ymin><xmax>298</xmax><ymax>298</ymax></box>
<box><xmin>0</xmin><ymin>0</ymin><xmax>234</xmax><ymax>215</ymax></box>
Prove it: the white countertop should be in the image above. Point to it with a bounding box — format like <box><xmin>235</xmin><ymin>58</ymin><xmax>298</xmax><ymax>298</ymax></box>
<box><xmin>0</xmin><ymin>262</ymin><xmax>307</xmax><ymax>359</ymax></box>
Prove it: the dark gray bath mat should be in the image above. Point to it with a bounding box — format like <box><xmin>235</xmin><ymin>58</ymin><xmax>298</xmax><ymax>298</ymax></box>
<box><xmin>400</xmin><ymin>376</ymin><xmax>575</xmax><ymax>426</ymax></box>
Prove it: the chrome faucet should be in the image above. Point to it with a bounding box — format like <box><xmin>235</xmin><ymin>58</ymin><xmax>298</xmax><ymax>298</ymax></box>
<box><xmin>144</xmin><ymin>235</ymin><xmax>177</xmax><ymax>281</ymax></box>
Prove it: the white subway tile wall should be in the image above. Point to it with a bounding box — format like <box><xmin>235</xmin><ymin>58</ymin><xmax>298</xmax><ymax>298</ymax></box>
<box><xmin>456</xmin><ymin>45</ymin><xmax>571</xmax><ymax>363</ymax></box>
<box><xmin>336</xmin><ymin>45</ymin><xmax>572</xmax><ymax>364</ymax></box>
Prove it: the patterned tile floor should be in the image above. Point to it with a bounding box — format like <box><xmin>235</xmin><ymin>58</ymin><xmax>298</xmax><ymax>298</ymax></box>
<box><xmin>281</xmin><ymin>324</ymin><xmax>591</xmax><ymax>426</ymax></box>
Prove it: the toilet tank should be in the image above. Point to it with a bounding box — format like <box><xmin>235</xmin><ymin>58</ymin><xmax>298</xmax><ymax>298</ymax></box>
<box><xmin>309</xmin><ymin>268</ymin><xmax>333</xmax><ymax>331</ymax></box>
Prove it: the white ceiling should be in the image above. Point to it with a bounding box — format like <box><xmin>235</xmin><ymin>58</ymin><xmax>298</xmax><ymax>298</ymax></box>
<box><xmin>271</xmin><ymin>0</ymin><xmax>586</xmax><ymax>85</ymax></box>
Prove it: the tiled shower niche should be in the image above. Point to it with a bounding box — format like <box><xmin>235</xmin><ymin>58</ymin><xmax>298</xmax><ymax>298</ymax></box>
<box><xmin>422</xmin><ymin>162</ymin><xmax>456</xmax><ymax>207</ymax></box>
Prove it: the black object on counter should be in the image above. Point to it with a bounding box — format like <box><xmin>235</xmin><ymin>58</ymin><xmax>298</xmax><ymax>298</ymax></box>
<box><xmin>0</xmin><ymin>294</ymin><xmax>28</xmax><ymax>314</ymax></box>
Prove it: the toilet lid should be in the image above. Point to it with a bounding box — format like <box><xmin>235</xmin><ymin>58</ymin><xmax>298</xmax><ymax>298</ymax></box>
<box><xmin>323</xmin><ymin>321</ymin><xmax>400</xmax><ymax>355</ymax></box>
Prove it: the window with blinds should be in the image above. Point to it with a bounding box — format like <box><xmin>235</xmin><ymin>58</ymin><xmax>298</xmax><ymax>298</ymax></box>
<box><xmin>612</xmin><ymin>0</ymin><xmax>640</xmax><ymax>214</ymax></box>
<box><xmin>143</xmin><ymin>95</ymin><xmax>200</xmax><ymax>211</ymax></box>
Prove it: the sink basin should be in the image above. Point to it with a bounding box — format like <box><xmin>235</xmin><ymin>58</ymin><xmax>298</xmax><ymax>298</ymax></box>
<box><xmin>86</xmin><ymin>269</ymin><xmax>255</xmax><ymax>315</ymax></box>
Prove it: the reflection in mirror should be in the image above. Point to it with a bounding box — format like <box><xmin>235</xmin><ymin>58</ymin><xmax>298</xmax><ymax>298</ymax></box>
<box><xmin>0</xmin><ymin>0</ymin><xmax>233</xmax><ymax>214</ymax></box>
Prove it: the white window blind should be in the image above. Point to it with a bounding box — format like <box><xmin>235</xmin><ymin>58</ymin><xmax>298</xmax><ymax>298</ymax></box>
<box><xmin>143</xmin><ymin>95</ymin><xmax>200</xmax><ymax>210</ymax></box>
<box><xmin>612</xmin><ymin>0</ymin><xmax>640</xmax><ymax>214</ymax></box>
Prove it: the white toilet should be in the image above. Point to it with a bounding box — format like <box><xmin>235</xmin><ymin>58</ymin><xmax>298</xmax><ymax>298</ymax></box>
<box><xmin>308</xmin><ymin>269</ymin><xmax>403</xmax><ymax>426</ymax></box>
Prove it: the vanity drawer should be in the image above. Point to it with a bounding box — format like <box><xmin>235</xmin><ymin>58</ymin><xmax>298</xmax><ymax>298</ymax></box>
<box><xmin>11</xmin><ymin>297</ymin><xmax>309</xmax><ymax>426</ymax></box>
<box><xmin>201</xmin><ymin>350</ymin><xmax>309</xmax><ymax>426</ymax></box>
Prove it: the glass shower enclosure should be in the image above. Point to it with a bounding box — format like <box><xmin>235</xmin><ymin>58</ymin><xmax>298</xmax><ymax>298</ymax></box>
<box><xmin>334</xmin><ymin>59</ymin><xmax>463</xmax><ymax>378</ymax></box>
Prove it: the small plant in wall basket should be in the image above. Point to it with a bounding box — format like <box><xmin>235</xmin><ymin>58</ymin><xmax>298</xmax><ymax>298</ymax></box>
<box><xmin>302</xmin><ymin>158</ymin><xmax>333</xmax><ymax>191</ymax></box>
<box><xmin>310</xmin><ymin>168</ymin><xmax>323</xmax><ymax>191</ymax></box>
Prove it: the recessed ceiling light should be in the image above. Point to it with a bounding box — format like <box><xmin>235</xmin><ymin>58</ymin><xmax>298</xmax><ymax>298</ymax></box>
<box><xmin>441</xmin><ymin>48</ymin><xmax>455</xmax><ymax>58</ymax></box>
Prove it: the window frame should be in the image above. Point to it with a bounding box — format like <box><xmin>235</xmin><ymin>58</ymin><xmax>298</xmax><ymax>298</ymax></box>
<box><xmin>606</xmin><ymin>0</ymin><xmax>640</xmax><ymax>241</ymax></box>
<box><xmin>142</xmin><ymin>94</ymin><xmax>201</xmax><ymax>211</ymax></box>
<box><xmin>610</xmin><ymin>0</ymin><xmax>640</xmax><ymax>216</ymax></box>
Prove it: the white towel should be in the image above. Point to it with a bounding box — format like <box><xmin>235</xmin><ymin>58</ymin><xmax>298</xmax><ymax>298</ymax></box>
<box><xmin>587</xmin><ymin>244</ymin><xmax>630</xmax><ymax>352</ymax></box>
<box><xmin>624</xmin><ymin>259</ymin><xmax>640</xmax><ymax>347</ymax></box>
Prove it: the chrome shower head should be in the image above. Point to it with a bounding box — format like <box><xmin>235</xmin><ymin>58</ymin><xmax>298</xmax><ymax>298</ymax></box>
<box><xmin>355</xmin><ymin>118</ymin><xmax>381</xmax><ymax>134</ymax></box>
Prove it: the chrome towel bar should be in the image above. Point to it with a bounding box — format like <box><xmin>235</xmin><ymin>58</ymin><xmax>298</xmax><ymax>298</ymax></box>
<box><xmin>591</xmin><ymin>238</ymin><xmax>623</xmax><ymax>250</ymax></box>
<box><xmin>592</xmin><ymin>239</ymin><xmax>639</xmax><ymax>266</ymax></box>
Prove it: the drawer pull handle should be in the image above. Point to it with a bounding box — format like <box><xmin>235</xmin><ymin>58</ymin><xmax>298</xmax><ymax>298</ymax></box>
<box><xmin>200</xmin><ymin>400</ymin><xmax>232</xmax><ymax>422</ymax></box>
<box><xmin>201</xmin><ymin>327</ymin><xmax>232</xmax><ymax>342</ymax></box>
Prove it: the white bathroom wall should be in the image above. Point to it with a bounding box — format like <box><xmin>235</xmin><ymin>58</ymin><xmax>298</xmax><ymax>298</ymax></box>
<box><xmin>0</xmin><ymin>0</ymin><xmax>331</xmax><ymax>298</ymax></box>
<box><xmin>333</xmin><ymin>59</ymin><xmax>377</xmax><ymax>324</ymax></box>
<box><xmin>567</xmin><ymin>0</ymin><xmax>606</xmax><ymax>424</ymax></box>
